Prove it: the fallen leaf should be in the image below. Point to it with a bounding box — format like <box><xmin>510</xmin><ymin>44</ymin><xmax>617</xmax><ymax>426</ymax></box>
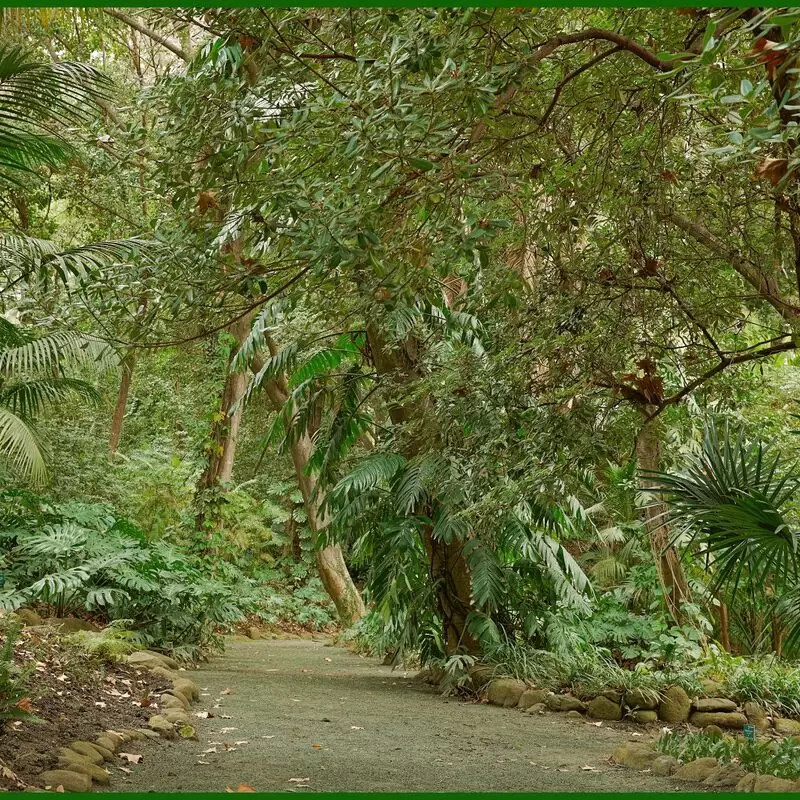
<box><xmin>234</xmin><ymin>740</ymin><xmax>249</xmax><ymax>746</ymax></box>
<box><xmin>221</xmin><ymin>688</ymin><xmax>233</xmax><ymax>695</ymax></box>
<box><xmin>312</xmin><ymin>744</ymin><xmax>321</xmax><ymax>749</ymax></box>
<box><xmin>195</xmin><ymin>711</ymin><xmax>213</xmax><ymax>718</ymax></box>
<box><xmin>261</xmin><ymin>735</ymin><xmax>275</xmax><ymax>739</ymax></box>
<box><xmin>582</xmin><ymin>765</ymin><xmax>598</xmax><ymax>771</ymax></box>
<box><xmin>56</xmin><ymin>674</ymin><xmax>68</xmax><ymax>682</ymax></box>
<box><xmin>119</xmin><ymin>753</ymin><xmax>143</xmax><ymax>764</ymax></box>
<box><xmin>54</xmin><ymin>785</ymin><xmax>65</xmax><ymax>792</ymax></box>
<box><xmin>15</xmin><ymin>698</ymin><xmax>33</xmax><ymax>713</ymax></box>
<box><xmin>220</xmin><ymin>727</ymin><xmax>237</xmax><ymax>733</ymax></box>
<box><xmin>236</xmin><ymin>785</ymin><xmax>256</xmax><ymax>792</ymax></box>
<box><xmin>589</xmin><ymin>721</ymin><xmax>603</xmax><ymax>727</ymax></box>
<box><xmin>196</xmin><ymin>760</ymin><xmax>211</xmax><ymax>765</ymax></box>
<box><xmin>203</xmin><ymin>747</ymin><xmax>218</xmax><ymax>754</ymax></box>
<box><xmin>288</xmin><ymin>778</ymin><xmax>310</xmax><ymax>783</ymax></box>
<box><xmin>324</xmin><ymin>658</ymin><xmax>332</xmax><ymax>663</ymax></box>
<box><xmin>350</xmin><ymin>726</ymin><xmax>364</xmax><ymax>730</ymax></box>
<box><xmin>94</xmin><ymin>701</ymin><xmax>107</xmax><ymax>708</ymax></box>
<box><xmin>118</xmin><ymin>767</ymin><xmax>132</xmax><ymax>774</ymax></box>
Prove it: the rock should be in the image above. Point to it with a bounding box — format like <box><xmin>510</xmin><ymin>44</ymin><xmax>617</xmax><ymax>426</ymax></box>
<box><xmin>86</xmin><ymin>743</ymin><xmax>114</xmax><ymax>762</ymax></box>
<box><xmin>545</xmin><ymin>694</ymin><xmax>586</xmax><ymax>713</ymax></box>
<box><xmin>45</xmin><ymin>617</ymin><xmax>95</xmax><ymax>633</ymax></box>
<box><xmin>467</xmin><ymin>664</ymin><xmax>494</xmax><ymax>690</ymax></box>
<box><xmin>704</xmin><ymin>725</ymin><xmax>725</xmax><ymax>739</ymax></box>
<box><xmin>147</xmin><ymin>715</ymin><xmax>176</xmax><ymax>739</ymax></box>
<box><xmin>659</xmin><ymin>686</ymin><xmax>691</xmax><ymax>723</ymax></box>
<box><xmin>525</xmin><ymin>702</ymin><xmax>547</xmax><ymax>715</ymax></box>
<box><xmin>651</xmin><ymin>755</ymin><xmax>679</xmax><ymax>776</ymax></box>
<box><xmin>630</xmin><ymin>710</ymin><xmax>658</xmax><ymax>724</ymax></box>
<box><xmin>56</xmin><ymin>759</ymin><xmax>111</xmax><ymax>785</ymax></box>
<box><xmin>103</xmin><ymin>731</ymin><xmax>128</xmax><ymax>746</ymax></box>
<box><xmin>612</xmin><ymin>742</ymin><xmax>658</xmax><ymax>770</ymax></box>
<box><xmin>487</xmin><ymin>678</ymin><xmax>527</xmax><ymax>708</ymax></box>
<box><xmin>177</xmin><ymin>724</ymin><xmax>197</xmax><ymax>740</ymax></box>
<box><xmin>743</xmin><ymin>701</ymin><xmax>770</xmax><ymax>731</ymax></box>
<box><xmin>753</xmin><ymin>775</ymin><xmax>798</xmax><ymax>792</ymax></box>
<box><xmin>148</xmin><ymin>665</ymin><xmax>180</xmax><ymax>682</ymax></box>
<box><xmin>136</xmin><ymin>729</ymin><xmax>160</xmax><ymax>740</ymax></box>
<box><xmin>673</xmin><ymin>757</ymin><xmax>719</xmax><ymax>782</ymax></box>
<box><xmin>67</xmin><ymin>742</ymin><xmax>104</xmax><ymax>765</ymax></box>
<box><xmin>774</xmin><ymin>718</ymin><xmax>800</xmax><ymax>736</ymax></box>
<box><xmin>703</xmin><ymin>764</ymin><xmax>746</xmax><ymax>787</ymax></box>
<box><xmin>587</xmin><ymin>696</ymin><xmax>622</xmax><ymax>721</ymax></box>
<box><xmin>143</xmin><ymin>650</ymin><xmax>179</xmax><ymax>669</ymax></box>
<box><xmin>160</xmin><ymin>693</ymin><xmax>188</xmax><ymax>711</ymax></box>
<box><xmin>735</xmin><ymin>773</ymin><xmax>757</xmax><ymax>793</ymax></box>
<box><xmin>700</xmin><ymin>678</ymin><xmax>725</xmax><ymax>695</ymax></box>
<box><xmin>172</xmin><ymin>678</ymin><xmax>199</xmax><ymax>702</ymax></box>
<box><xmin>247</xmin><ymin>627</ymin><xmax>261</xmax><ymax>640</ymax></box>
<box><xmin>39</xmin><ymin>770</ymin><xmax>92</xmax><ymax>792</ymax></box>
<box><xmin>58</xmin><ymin>749</ymin><xmax>98</xmax><ymax>768</ymax></box>
<box><xmin>694</xmin><ymin>697</ymin><xmax>738</xmax><ymax>712</ymax></box>
<box><xmin>14</xmin><ymin>608</ymin><xmax>43</xmax><ymax>626</ymax></box>
<box><xmin>624</xmin><ymin>688</ymin><xmax>659</xmax><ymax>710</ymax></box>
<box><xmin>122</xmin><ymin>730</ymin><xmax>146</xmax><ymax>741</ymax></box>
<box><xmin>518</xmin><ymin>689</ymin><xmax>549</xmax><ymax>710</ymax></box>
<box><xmin>128</xmin><ymin>651</ymin><xmax>167</xmax><ymax>669</ymax></box>
<box><xmin>689</xmin><ymin>711</ymin><xmax>747</xmax><ymax>729</ymax></box>
<box><xmin>565</xmin><ymin>710</ymin><xmax>584</xmax><ymax>721</ymax></box>
<box><xmin>162</xmin><ymin>708</ymin><xmax>190</xmax><ymax>725</ymax></box>
<box><xmin>601</xmin><ymin>689</ymin><xmax>623</xmax><ymax>704</ymax></box>
<box><xmin>94</xmin><ymin>736</ymin><xmax>117</xmax><ymax>754</ymax></box>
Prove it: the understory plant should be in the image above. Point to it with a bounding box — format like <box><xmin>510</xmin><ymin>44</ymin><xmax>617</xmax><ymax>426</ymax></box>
<box><xmin>658</xmin><ymin>730</ymin><xmax>800</xmax><ymax>779</ymax></box>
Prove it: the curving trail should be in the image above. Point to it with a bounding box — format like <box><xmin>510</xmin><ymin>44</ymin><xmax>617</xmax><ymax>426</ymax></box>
<box><xmin>109</xmin><ymin>638</ymin><xmax>682</xmax><ymax>793</ymax></box>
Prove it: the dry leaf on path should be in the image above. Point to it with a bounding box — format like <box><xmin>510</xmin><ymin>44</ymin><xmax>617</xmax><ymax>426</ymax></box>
<box><xmin>581</xmin><ymin>766</ymin><xmax>598</xmax><ymax>772</ymax></box>
<box><xmin>234</xmin><ymin>740</ymin><xmax>249</xmax><ymax>745</ymax></box>
<box><xmin>118</xmin><ymin>767</ymin><xmax>132</xmax><ymax>774</ymax></box>
<box><xmin>350</xmin><ymin>726</ymin><xmax>364</xmax><ymax>730</ymax></box>
<box><xmin>236</xmin><ymin>784</ymin><xmax>256</xmax><ymax>792</ymax></box>
<box><xmin>195</xmin><ymin>711</ymin><xmax>213</xmax><ymax>718</ymax></box>
<box><xmin>221</xmin><ymin>688</ymin><xmax>233</xmax><ymax>695</ymax></box>
<box><xmin>119</xmin><ymin>753</ymin><xmax>143</xmax><ymax>764</ymax></box>
<box><xmin>288</xmin><ymin>778</ymin><xmax>310</xmax><ymax>783</ymax></box>
<box><xmin>203</xmin><ymin>747</ymin><xmax>218</xmax><ymax>754</ymax></box>
<box><xmin>324</xmin><ymin>658</ymin><xmax>332</xmax><ymax>663</ymax></box>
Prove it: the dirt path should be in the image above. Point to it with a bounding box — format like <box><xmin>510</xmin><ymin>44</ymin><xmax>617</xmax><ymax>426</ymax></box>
<box><xmin>109</xmin><ymin>638</ymin><xmax>684</xmax><ymax>792</ymax></box>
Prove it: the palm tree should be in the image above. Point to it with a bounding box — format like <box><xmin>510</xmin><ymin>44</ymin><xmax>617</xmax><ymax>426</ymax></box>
<box><xmin>0</xmin><ymin>317</ymin><xmax>113</xmax><ymax>482</ymax></box>
<box><xmin>649</xmin><ymin>420</ymin><xmax>800</xmax><ymax>655</ymax></box>
<box><xmin>0</xmin><ymin>45</ymin><xmax>149</xmax><ymax>480</ymax></box>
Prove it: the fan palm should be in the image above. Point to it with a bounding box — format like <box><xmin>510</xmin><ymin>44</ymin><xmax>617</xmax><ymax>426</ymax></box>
<box><xmin>0</xmin><ymin>317</ymin><xmax>114</xmax><ymax>482</ymax></box>
<box><xmin>649</xmin><ymin>420</ymin><xmax>800</xmax><ymax>652</ymax></box>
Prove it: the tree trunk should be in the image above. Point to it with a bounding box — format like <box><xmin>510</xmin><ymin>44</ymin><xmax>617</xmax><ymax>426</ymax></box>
<box><xmin>365</xmin><ymin>323</ymin><xmax>478</xmax><ymax>655</ymax></box>
<box><xmin>634</xmin><ymin>407</ymin><xmax>692</xmax><ymax>624</ymax></box>
<box><xmin>109</xmin><ymin>351</ymin><xmax>135</xmax><ymax>460</ymax></box>
<box><xmin>254</xmin><ymin>347</ymin><xmax>365</xmax><ymax>626</ymax></box>
<box><xmin>194</xmin><ymin>312</ymin><xmax>253</xmax><ymax>533</ymax></box>
<box><xmin>716</xmin><ymin>596</ymin><xmax>731</xmax><ymax>653</ymax></box>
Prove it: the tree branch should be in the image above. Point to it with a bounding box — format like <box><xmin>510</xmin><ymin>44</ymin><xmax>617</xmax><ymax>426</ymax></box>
<box><xmin>663</xmin><ymin>209</ymin><xmax>800</xmax><ymax>321</ymax></box>
<box><xmin>102</xmin><ymin>9</ymin><xmax>189</xmax><ymax>62</ymax></box>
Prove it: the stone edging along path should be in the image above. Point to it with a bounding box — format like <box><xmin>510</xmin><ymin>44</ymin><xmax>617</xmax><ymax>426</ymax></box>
<box><xmin>36</xmin><ymin>650</ymin><xmax>201</xmax><ymax>793</ymax></box>
<box><xmin>473</xmin><ymin>673</ymin><xmax>800</xmax><ymax>792</ymax></box>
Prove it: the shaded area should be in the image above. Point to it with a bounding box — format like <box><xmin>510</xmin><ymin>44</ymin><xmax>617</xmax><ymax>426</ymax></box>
<box><xmin>109</xmin><ymin>638</ymin><xmax>683</xmax><ymax>792</ymax></box>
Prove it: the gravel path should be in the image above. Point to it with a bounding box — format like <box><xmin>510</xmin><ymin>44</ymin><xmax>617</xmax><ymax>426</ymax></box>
<box><xmin>108</xmin><ymin>638</ymin><xmax>685</xmax><ymax>792</ymax></box>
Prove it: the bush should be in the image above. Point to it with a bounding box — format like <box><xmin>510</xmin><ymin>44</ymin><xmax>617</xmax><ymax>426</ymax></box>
<box><xmin>0</xmin><ymin>492</ymin><xmax>256</xmax><ymax>659</ymax></box>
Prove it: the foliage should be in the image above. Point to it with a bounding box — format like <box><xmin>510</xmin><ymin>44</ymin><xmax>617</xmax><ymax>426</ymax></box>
<box><xmin>0</xmin><ymin>616</ymin><xmax>37</xmax><ymax>722</ymax></box>
<box><xmin>657</xmin><ymin>729</ymin><xmax>800</xmax><ymax>780</ymax></box>
<box><xmin>0</xmin><ymin>492</ymin><xmax>255</xmax><ymax>658</ymax></box>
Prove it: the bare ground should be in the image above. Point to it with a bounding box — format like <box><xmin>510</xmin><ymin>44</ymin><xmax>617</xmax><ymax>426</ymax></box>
<box><xmin>105</xmin><ymin>637</ymin><xmax>693</xmax><ymax>793</ymax></box>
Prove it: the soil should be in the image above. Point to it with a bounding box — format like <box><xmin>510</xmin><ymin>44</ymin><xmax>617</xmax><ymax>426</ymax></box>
<box><xmin>105</xmin><ymin>637</ymin><xmax>689</xmax><ymax>793</ymax></box>
<box><xmin>0</xmin><ymin>624</ymin><xmax>156</xmax><ymax>790</ymax></box>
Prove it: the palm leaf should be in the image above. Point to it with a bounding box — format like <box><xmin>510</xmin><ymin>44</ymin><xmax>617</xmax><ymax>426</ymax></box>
<box><xmin>0</xmin><ymin>406</ymin><xmax>45</xmax><ymax>482</ymax></box>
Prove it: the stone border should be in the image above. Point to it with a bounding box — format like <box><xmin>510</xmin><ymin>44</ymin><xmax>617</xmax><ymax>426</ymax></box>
<box><xmin>612</xmin><ymin>741</ymin><xmax>800</xmax><ymax>792</ymax></box>
<box><xmin>476</xmin><ymin>673</ymin><xmax>789</xmax><ymax>733</ymax></box>
<box><xmin>36</xmin><ymin>650</ymin><xmax>202</xmax><ymax>793</ymax></box>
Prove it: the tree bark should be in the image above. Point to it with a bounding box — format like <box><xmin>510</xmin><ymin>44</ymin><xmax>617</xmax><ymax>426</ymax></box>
<box><xmin>194</xmin><ymin>312</ymin><xmax>253</xmax><ymax>533</ymax></box>
<box><xmin>109</xmin><ymin>351</ymin><xmax>135</xmax><ymax>460</ymax></box>
<box><xmin>635</xmin><ymin>406</ymin><xmax>692</xmax><ymax>624</ymax></box>
<box><xmin>254</xmin><ymin>347</ymin><xmax>365</xmax><ymax>626</ymax></box>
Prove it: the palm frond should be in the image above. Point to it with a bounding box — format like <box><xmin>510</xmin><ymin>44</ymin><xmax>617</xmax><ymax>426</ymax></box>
<box><xmin>0</xmin><ymin>376</ymin><xmax>99</xmax><ymax>417</ymax></box>
<box><xmin>0</xmin><ymin>330</ymin><xmax>114</xmax><ymax>374</ymax></box>
<box><xmin>0</xmin><ymin>406</ymin><xmax>45</xmax><ymax>482</ymax></box>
